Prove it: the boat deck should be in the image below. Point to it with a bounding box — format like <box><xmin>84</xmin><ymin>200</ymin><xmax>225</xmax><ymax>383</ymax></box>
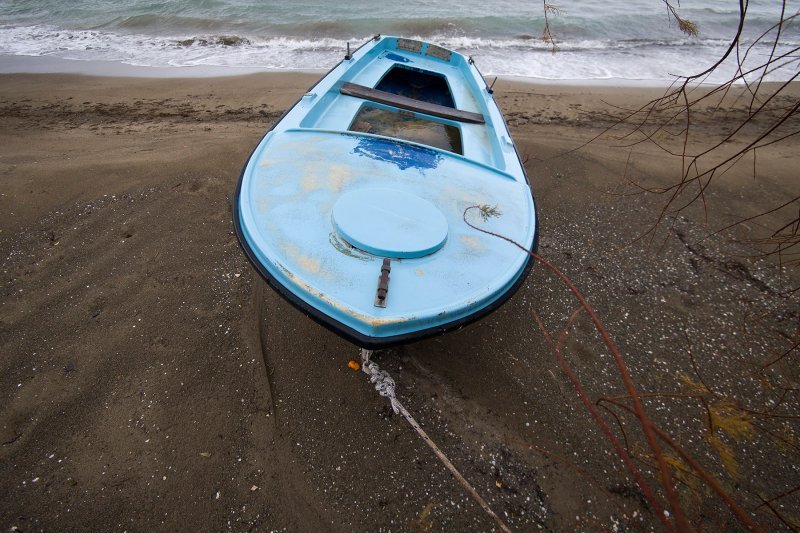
<box><xmin>239</xmin><ymin>128</ymin><xmax>532</xmax><ymax>337</ymax></box>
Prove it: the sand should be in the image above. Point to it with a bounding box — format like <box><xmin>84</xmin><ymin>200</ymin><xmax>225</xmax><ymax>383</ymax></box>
<box><xmin>1</xmin><ymin>72</ymin><xmax>798</xmax><ymax>531</ymax></box>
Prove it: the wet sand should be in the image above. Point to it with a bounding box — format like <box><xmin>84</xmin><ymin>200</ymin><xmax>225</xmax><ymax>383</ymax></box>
<box><xmin>1</xmin><ymin>72</ymin><xmax>798</xmax><ymax>531</ymax></box>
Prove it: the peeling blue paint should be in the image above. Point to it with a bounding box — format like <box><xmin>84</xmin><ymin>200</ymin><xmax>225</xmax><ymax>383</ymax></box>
<box><xmin>384</xmin><ymin>52</ymin><xmax>411</xmax><ymax>63</ymax></box>
<box><xmin>352</xmin><ymin>137</ymin><xmax>442</xmax><ymax>171</ymax></box>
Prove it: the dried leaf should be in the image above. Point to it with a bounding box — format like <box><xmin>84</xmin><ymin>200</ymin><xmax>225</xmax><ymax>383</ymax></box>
<box><xmin>477</xmin><ymin>204</ymin><xmax>502</xmax><ymax>221</ymax></box>
<box><xmin>663</xmin><ymin>452</ymin><xmax>700</xmax><ymax>492</ymax></box>
<box><xmin>677</xmin><ymin>17</ymin><xmax>699</xmax><ymax>36</ymax></box>
<box><xmin>678</xmin><ymin>372</ymin><xmax>710</xmax><ymax>394</ymax></box>
<box><xmin>418</xmin><ymin>501</ymin><xmax>434</xmax><ymax>532</ymax></box>
<box><xmin>710</xmin><ymin>402</ymin><xmax>753</xmax><ymax>442</ymax></box>
<box><xmin>708</xmin><ymin>433</ymin><xmax>739</xmax><ymax>479</ymax></box>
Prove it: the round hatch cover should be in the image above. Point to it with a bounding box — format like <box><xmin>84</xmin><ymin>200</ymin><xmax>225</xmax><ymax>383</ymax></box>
<box><xmin>332</xmin><ymin>188</ymin><xmax>448</xmax><ymax>258</ymax></box>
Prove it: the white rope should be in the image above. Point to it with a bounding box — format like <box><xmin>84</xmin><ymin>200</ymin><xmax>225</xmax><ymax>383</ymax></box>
<box><xmin>359</xmin><ymin>349</ymin><xmax>512</xmax><ymax>533</ymax></box>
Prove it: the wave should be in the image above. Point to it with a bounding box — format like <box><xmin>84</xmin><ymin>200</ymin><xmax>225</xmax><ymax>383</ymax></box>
<box><xmin>106</xmin><ymin>13</ymin><xmax>238</xmax><ymax>33</ymax></box>
<box><xmin>177</xmin><ymin>35</ymin><xmax>251</xmax><ymax>47</ymax></box>
<box><xmin>0</xmin><ymin>24</ymin><xmax>796</xmax><ymax>83</ymax></box>
<box><xmin>3</xmin><ymin>24</ymin><xmax>793</xmax><ymax>54</ymax></box>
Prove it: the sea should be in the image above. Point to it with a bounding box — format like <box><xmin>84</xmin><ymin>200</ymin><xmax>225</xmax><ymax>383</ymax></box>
<box><xmin>0</xmin><ymin>0</ymin><xmax>797</xmax><ymax>82</ymax></box>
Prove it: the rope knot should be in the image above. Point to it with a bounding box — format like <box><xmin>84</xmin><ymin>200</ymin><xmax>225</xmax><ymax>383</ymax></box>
<box><xmin>361</xmin><ymin>349</ymin><xmax>400</xmax><ymax>413</ymax></box>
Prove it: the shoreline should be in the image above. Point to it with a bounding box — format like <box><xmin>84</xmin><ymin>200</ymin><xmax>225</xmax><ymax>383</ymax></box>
<box><xmin>1</xmin><ymin>69</ymin><xmax>797</xmax><ymax>531</ymax></box>
<box><xmin>0</xmin><ymin>54</ymin><xmax>747</xmax><ymax>87</ymax></box>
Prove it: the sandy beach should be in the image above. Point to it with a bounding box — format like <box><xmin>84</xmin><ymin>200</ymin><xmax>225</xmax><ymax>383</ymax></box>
<box><xmin>1</xmin><ymin>72</ymin><xmax>798</xmax><ymax>531</ymax></box>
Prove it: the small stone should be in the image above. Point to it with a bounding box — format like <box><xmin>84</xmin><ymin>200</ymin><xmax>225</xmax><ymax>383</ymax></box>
<box><xmin>250</xmin><ymin>485</ymin><xmax>259</xmax><ymax>492</ymax></box>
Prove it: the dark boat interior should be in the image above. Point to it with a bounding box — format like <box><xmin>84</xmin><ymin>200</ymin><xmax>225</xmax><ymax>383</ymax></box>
<box><xmin>347</xmin><ymin>65</ymin><xmax>465</xmax><ymax>154</ymax></box>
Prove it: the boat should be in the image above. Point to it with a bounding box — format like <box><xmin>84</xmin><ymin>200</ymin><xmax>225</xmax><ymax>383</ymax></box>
<box><xmin>233</xmin><ymin>35</ymin><xmax>538</xmax><ymax>349</ymax></box>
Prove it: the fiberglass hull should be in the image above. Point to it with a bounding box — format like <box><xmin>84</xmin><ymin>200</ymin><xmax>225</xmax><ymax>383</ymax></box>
<box><xmin>234</xmin><ymin>36</ymin><xmax>538</xmax><ymax>348</ymax></box>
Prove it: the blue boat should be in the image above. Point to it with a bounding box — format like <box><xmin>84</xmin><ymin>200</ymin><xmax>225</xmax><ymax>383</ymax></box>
<box><xmin>234</xmin><ymin>36</ymin><xmax>538</xmax><ymax>348</ymax></box>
